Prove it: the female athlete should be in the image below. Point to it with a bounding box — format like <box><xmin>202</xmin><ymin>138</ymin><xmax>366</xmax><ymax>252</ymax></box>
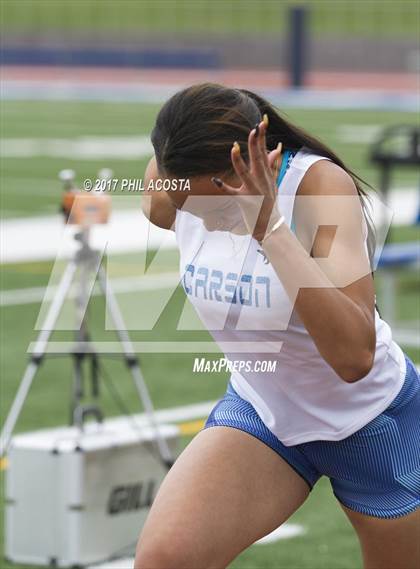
<box><xmin>135</xmin><ymin>83</ymin><xmax>420</xmax><ymax>569</ymax></box>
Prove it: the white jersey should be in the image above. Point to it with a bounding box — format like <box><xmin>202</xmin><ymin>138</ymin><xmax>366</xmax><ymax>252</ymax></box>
<box><xmin>174</xmin><ymin>147</ymin><xmax>406</xmax><ymax>446</ymax></box>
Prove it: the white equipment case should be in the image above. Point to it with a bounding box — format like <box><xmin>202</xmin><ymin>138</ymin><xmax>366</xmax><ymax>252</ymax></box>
<box><xmin>5</xmin><ymin>418</ymin><xmax>179</xmax><ymax>567</ymax></box>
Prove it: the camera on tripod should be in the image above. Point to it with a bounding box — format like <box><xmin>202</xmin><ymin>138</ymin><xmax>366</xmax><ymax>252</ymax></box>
<box><xmin>2</xmin><ymin>169</ymin><xmax>177</xmax><ymax>568</ymax></box>
<box><xmin>59</xmin><ymin>168</ymin><xmax>112</xmax><ymax>226</ymax></box>
<box><xmin>2</xmin><ymin>165</ymin><xmax>175</xmax><ymax>463</ymax></box>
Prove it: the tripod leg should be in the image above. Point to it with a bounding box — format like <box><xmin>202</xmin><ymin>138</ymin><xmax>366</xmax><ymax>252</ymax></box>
<box><xmin>70</xmin><ymin>243</ymin><xmax>91</xmax><ymax>424</ymax></box>
<box><xmin>96</xmin><ymin>267</ymin><xmax>175</xmax><ymax>468</ymax></box>
<box><xmin>1</xmin><ymin>261</ymin><xmax>78</xmax><ymax>456</ymax></box>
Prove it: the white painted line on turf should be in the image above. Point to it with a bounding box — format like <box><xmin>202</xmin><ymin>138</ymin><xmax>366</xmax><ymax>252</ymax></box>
<box><xmin>255</xmin><ymin>523</ymin><xmax>306</xmax><ymax>544</ymax></box>
<box><xmin>2</xmin><ymin>187</ymin><xmax>419</xmax><ymax>264</ymax></box>
<box><xmin>392</xmin><ymin>329</ymin><xmax>420</xmax><ymax>349</ymax></box>
<box><xmin>336</xmin><ymin>124</ymin><xmax>383</xmax><ymax>144</ymax></box>
<box><xmin>0</xmin><ymin>136</ymin><xmax>153</xmax><ymax>160</ymax></box>
<box><xmin>2</xmin><ymin>80</ymin><xmax>417</xmax><ymax>111</ymax></box>
<box><xmin>87</xmin><ymin>524</ymin><xmax>306</xmax><ymax>568</ymax></box>
<box><xmin>0</xmin><ymin>272</ymin><xmax>180</xmax><ymax>306</ymax></box>
<box><xmin>88</xmin><ymin>557</ymin><xmax>135</xmax><ymax>569</ymax></box>
<box><xmin>15</xmin><ymin>402</ymin><xmax>217</xmax><ymax>442</ymax></box>
<box><xmin>1</xmin><ymin>208</ymin><xmax>177</xmax><ymax>263</ymax></box>
<box><xmin>114</xmin><ymin>401</ymin><xmax>216</xmax><ymax>427</ymax></box>
<box><xmin>386</xmin><ymin>187</ymin><xmax>419</xmax><ymax>226</ymax></box>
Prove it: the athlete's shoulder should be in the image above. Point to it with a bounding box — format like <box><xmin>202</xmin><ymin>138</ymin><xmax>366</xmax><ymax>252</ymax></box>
<box><xmin>298</xmin><ymin>157</ymin><xmax>358</xmax><ymax>197</ymax></box>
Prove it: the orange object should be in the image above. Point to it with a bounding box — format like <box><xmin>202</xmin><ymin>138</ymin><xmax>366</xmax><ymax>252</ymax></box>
<box><xmin>62</xmin><ymin>190</ymin><xmax>111</xmax><ymax>225</ymax></box>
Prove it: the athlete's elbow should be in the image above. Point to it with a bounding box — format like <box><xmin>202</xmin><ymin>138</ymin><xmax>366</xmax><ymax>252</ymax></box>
<box><xmin>337</xmin><ymin>348</ymin><xmax>375</xmax><ymax>383</ymax></box>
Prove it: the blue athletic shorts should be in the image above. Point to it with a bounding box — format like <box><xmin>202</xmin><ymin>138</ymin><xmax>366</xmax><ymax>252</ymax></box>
<box><xmin>203</xmin><ymin>353</ymin><xmax>420</xmax><ymax>519</ymax></box>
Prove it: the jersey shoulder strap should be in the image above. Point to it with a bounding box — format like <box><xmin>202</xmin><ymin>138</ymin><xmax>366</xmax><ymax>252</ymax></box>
<box><xmin>276</xmin><ymin>149</ymin><xmax>297</xmax><ymax>232</ymax></box>
<box><xmin>276</xmin><ymin>146</ymin><xmax>331</xmax><ymax>233</ymax></box>
<box><xmin>276</xmin><ymin>149</ymin><xmax>296</xmax><ymax>188</ymax></box>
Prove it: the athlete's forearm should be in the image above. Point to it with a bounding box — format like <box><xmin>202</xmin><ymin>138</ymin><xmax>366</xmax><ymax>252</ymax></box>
<box><xmin>261</xmin><ymin>222</ymin><xmax>375</xmax><ymax>383</ymax></box>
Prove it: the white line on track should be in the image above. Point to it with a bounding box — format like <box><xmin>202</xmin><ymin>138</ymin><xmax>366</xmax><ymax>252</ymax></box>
<box><xmin>0</xmin><ymin>272</ymin><xmax>180</xmax><ymax>307</ymax></box>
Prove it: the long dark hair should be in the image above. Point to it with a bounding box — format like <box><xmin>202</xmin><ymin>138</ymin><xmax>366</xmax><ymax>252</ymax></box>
<box><xmin>151</xmin><ymin>82</ymin><xmax>376</xmax><ymax>266</ymax></box>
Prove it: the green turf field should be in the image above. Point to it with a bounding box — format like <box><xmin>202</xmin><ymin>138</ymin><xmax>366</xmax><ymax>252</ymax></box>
<box><xmin>1</xmin><ymin>101</ymin><xmax>419</xmax><ymax>218</ymax></box>
<box><xmin>1</xmin><ymin>0</ymin><xmax>419</xmax><ymax>39</ymax></box>
<box><xmin>1</xmin><ymin>100</ymin><xmax>419</xmax><ymax>569</ymax></box>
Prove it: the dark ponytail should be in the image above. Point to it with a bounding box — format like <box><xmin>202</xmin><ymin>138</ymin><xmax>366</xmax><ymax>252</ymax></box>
<box><xmin>152</xmin><ymin>82</ymin><xmax>377</xmax><ymax>269</ymax></box>
<box><xmin>242</xmin><ymin>89</ymin><xmax>383</xmax><ymax>317</ymax></box>
<box><xmin>239</xmin><ymin>88</ymin><xmax>377</xmax><ymax>267</ymax></box>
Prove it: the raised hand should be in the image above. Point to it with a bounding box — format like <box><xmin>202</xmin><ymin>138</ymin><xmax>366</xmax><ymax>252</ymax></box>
<box><xmin>212</xmin><ymin>115</ymin><xmax>283</xmax><ymax>242</ymax></box>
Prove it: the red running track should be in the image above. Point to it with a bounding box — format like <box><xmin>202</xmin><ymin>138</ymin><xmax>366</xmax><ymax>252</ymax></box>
<box><xmin>1</xmin><ymin>65</ymin><xmax>418</xmax><ymax>93</ymax></box>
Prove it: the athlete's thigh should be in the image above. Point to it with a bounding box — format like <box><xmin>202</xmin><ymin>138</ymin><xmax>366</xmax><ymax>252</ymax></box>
<box><xmin>342</xmin><ymin>505</ymin><xmax>420</xmax><ymax>569</ymax></box>
<box><xmin>135</xmin><ymin>426</ymin><xmax>310</xmax><ymax>569</ymax></box>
